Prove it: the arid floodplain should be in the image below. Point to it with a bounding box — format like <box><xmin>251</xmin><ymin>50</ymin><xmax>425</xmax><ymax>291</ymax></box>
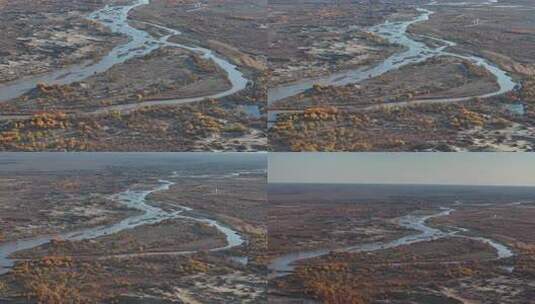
<box><xmin>0</xmin><ymin>0</ymin><xmax>267</xmax><ymax>151</ymax></box>
<box><xmin>268</xmin><ymin>153</ymin><xmax>535</xmax><ymax>303</ymax></box>
<box><xmin>0</xmin><ymin>153</ymin><xmax>267</xmax><ymax>303</ymax></box>
<box><xmin>268</xmin><ymin>0</ymin><xmax>535</xmax><ymax>152</ymax></box>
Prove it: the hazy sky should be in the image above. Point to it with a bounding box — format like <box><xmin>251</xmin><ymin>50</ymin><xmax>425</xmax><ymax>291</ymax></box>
<box><xmin>0</xmin><ymin>152</ymin><xmax>266</xmax><ymax>172</ymax></box>
<box><xmin>269</xmin><ymin>153</ymin><xmax>535</xmax><ymax>186</ymax></box>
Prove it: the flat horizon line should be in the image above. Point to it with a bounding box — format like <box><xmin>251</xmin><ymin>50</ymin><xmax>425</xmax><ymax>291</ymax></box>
<box><xmin>268</xmin><ymin>182</ymin><xmax>535</xmax><ymax>188</ymax></box>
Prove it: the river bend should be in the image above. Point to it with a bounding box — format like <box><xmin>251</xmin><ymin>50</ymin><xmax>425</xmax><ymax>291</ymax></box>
<box><xmin>268</xmin><ymin>1</ymin><xmax>517</xmax><ymax>108</ymax></box>
<box><xmin>0</xmin><ymin>173</ymin><xmax>245</xmax><ymax>276</ymax></box>
<box><xmin>269</xmin><ymin>207</ymin><xmax>513</xmax><ymax>278</ymax></box>
<box><xmin>0</xmin><ymin>0</ymin><xmax>248</xmax><ymax>108</ymax></box>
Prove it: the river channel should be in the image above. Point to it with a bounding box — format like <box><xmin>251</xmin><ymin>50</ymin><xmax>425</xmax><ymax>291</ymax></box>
<box><xmin>0</xmin><ymin>174</ymin><xmax>245</xmax><ymax>276</ymax></box>
<box><xmin>269</xmin><ymin>207</ymin><xmax>514</xmax><ymax>278</ymax></box>
<box><xmin>0</xmin><ymin>0</ymin><xmax>248</xmax><ymax>107</ymax></box>
<box><xmin>268</xmin><ymin>0</ymin><xmax>518</xmax><ymax>124</ymax></box>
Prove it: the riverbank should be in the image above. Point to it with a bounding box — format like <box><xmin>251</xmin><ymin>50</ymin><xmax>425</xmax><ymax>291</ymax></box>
<box><xmin>0</xmin><ymin>153</ymin><xmax>267</xmax><ymax>303</ymax></box>
<box><xmin>267</xmin><ymin>0</ymin><xmax>535</xmax><ymax>152</ymax></box>
<box><xmin>268</xmin><ymin>183</ymin><xmax>535</xmax><ymax>303</ymax></box>
<box><xmin>0</xmin><ymin>0</ymin><xmax>267</xmax><ymax>152</ymax></box>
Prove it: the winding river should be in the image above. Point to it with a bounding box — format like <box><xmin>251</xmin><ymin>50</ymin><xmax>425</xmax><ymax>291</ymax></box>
<box><xmin>0</xmin><ymin>174</ymin><xmax>245</xmax><ymax>276</ymax></box>
<box><xmin>0</xmin><ymin>0</ymin><xmax>248</xmax><ymax>108</ymax></box>
<box><xmin>268</xmin><ymin>1</ymin><xmax>517</xmax><ymax>109</ymax></box>
<box><xmin>269</xmin><ymin>207</ymin><xmax>514</xmax><ymax>278</ymax></box>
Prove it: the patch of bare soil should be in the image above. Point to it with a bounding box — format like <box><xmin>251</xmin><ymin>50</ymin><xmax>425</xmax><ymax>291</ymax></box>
<box><xmin>0</xmin><ymin>0</ymin><xmax>123</xmax><ymax>83</ymax></box>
